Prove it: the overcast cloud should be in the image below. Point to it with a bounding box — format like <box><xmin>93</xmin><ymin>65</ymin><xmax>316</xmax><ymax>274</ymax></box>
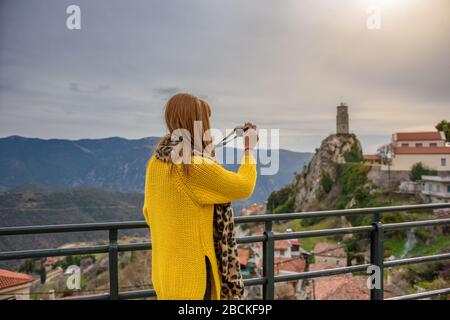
<box><xmin>0</xmin><ymin>0</ymin><xmax>449</xmax><ymax>152</ymax></box>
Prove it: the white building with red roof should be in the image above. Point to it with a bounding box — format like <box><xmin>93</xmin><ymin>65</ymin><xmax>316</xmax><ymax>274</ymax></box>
<box><xmin>0</xmin><ymin>269</ymin><xmax>34</xmax><ymax>300</ymax></box>
<box><xmin>382</xmin><ymin>131</ymin><xmax>450</xmax><ymax>173</ymax></box>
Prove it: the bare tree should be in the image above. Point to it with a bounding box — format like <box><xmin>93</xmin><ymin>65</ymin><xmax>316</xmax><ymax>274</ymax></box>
<box><xmin>377</xmin><ymin>144</ymin><xmax>393</xmax><ymax>190</ymax></box>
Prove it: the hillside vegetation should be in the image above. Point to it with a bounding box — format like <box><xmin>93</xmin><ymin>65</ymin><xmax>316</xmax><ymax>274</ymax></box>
<box><xmin>264</xmin><ymin>133</ymin><xmax>449</xmax><ymax>296</ymax></box>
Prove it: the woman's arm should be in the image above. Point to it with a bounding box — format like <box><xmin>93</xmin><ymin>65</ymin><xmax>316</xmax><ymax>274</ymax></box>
<box><xmin>178</xmin><ymin>153</ymin><xmax>257</xmax><ymax>204</ymax></box>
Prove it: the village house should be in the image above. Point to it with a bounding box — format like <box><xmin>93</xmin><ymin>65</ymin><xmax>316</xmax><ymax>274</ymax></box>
<box><xmin>309</xmin><ymin>263</ymin><xmax>369</xmax><ymax>300</ymax></box>
<box><xmin>274</xmin><ymin>257</ymin><xmax>308</xmax><ymax>299</ymax></box>
<box><xmin>238</xmin><ymin>247</ymin><xmax>257</xmax><ymax>278</ymax></box>
<box><xmin>0</xmin><ymin>269</ymin><xmax>34</xmax><ymax>300</ymax></box>
<box><xmin>250</xmin><ymin>232</ymin><xmax>310</xmax><ymax>299</ymax></box>
<box><xmin>312</xmin><ymin>242</ymin><xmax>347</xmax><ymax>268</ymax></box>
<box><xmin>252</xmin><ymin>231</ymin><xmax>307</xmax><ymax>262</ymax></box>
<box><xmin>307</xmin><ymin>242</ymin><xmax>402</xmax><ymax>300</ymax></box>
<box><xmin>420</xmin><ymin>175</ymin><xmax>450</xmax><ymax>203</ymax></box>
<box><xmin>381</xmin><ymin>131</ymin><xmax>450</xmax><ymax>173</ymax></box>
<box><xmin>43</xmin><ymin>256</ymin><xmax>63</xmax><ymax>272</ymax></box>
<box><xmin>363</xmin><ymin>154</ymin><xmax>381</xmax><ymax>166</ymax></box>
<box><xmin>240</xmin><ymin>203</ymin><xmax>266</xmax><ymax>216</ymax></box>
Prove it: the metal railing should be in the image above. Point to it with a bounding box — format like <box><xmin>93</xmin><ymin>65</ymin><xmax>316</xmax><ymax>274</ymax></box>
<box><xmin>0</xmin><ymin>203</ymin><xmax>449</xmax><ymax>300</ymax></box>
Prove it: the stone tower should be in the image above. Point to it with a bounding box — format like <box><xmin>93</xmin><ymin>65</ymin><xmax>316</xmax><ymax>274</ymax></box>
<box><xmin>336</xmin><ymin>102</ymin><xmax>349</xmax><ymax>134</ymax></box>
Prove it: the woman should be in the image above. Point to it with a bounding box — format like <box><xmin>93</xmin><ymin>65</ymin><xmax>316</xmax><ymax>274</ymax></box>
<box><xmin>142</xmin><ymin>93</ymin><xmax>258</xmax><ymax>300</ymax></box>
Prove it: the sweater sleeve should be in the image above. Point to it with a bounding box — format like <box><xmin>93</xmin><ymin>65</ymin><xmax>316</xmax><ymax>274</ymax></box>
<box><xmin>179</xmin><ymin>154</ymin><xmax>257</xmax><ymax>204</ymax></box>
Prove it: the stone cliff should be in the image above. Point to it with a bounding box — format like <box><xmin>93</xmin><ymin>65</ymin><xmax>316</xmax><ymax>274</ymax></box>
<box><xmin>267</xmin><ymin>133</ymin><xmax>364</xmax><ymax>213</ymax></box>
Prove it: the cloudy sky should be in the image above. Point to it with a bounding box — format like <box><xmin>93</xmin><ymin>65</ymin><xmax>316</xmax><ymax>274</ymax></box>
<box><xmin>0</xmin><ymin>0</ymin><xmax>449</xmax><ymax>152</ymax></box>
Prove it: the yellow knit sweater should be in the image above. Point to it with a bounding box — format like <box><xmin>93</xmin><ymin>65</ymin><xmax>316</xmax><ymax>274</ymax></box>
<box><xmin>143</xmin><ymin>154</ymin><xmax>257</xmax><ymax>300</ymax></box>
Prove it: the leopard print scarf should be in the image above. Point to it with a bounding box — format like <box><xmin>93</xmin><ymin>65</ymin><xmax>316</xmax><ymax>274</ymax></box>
<box><xmin>154</xmin><ymin>134</ymin><xmax>244</xmax><ymax>300</ymax></box>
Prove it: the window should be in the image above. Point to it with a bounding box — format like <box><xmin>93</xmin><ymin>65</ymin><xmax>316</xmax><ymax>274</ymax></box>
<box><xmin>430</xmin><ymin>143</ymin><xmax>437</xmax><ymax>147</ymax></box>
<box><xmin>427</xmin><ymin>183</ymin><xmax>433</xmax><ymax>192</ymax></box>
<box><xmin>436</xmin><ymin>184</ymin><xmax>441</xmax><ymax>193</ymax></box>
<box><xmin>442</xmin><ymin>158</ymin><xmax>447</xmax><ymax>166</ymax></box>
<box><xmin>415</xmin><ymin>143</ymin><xmax>423</xmax><ymax>147</ymax></box>
<box><xmin>401</xmin><ymin>143</ymin><xmax>409</xmax><ymax>147</ymax></box>
<box><xmin>447</xmin><ymin>185</ymin><xmax>450</xmax><ymax>193</ymax></box>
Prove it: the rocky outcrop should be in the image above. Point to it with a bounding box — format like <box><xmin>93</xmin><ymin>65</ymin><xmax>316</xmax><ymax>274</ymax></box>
<box><xmin>292</xmin><ymin>134</ymin><xmax>363</xmax><ymax>211</ymax></box>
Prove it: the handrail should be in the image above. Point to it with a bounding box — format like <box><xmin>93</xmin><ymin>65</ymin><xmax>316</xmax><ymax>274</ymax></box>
<box><xmin>0</xmin><ymin>202</ymin><xmax>449</xmax><ymax>300</ymax></box>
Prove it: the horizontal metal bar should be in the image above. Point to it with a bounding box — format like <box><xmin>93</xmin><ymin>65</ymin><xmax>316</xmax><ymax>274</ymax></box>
<box><xmin>386</xmin><ymin>288</ymin><xmax>450</xmax><ymax>300</ymax></box>
<box><xmin>235</xmin><ymin>203</ymin><xmax>450</xmax><ymax>224</ymax></box>
<box><xmin>0</xmin><ymin>221</ymin><xmax>148</xmax><ymax>236</ymax></box>
<box><xmin>384</xmin><ymin>253</ymin><xmax>450</xmax><ymax>267</ymax></box>
<box><xmin>64</xmin><ymin>293</ymin><xmax>110</xmax><ymax>300</ymax></box>
<box><xmin>117</xmin><ymin>242</ymin><xmax>152</xmax><ymax>252</ymax></box>
<box><xmin>0</xmin><ymin>245</ymin><xmax>110</xmax><ymax>261</ymax></box>
<box><xmin>274</xmin><ymin>264</ymin><xmax>371</xmax><ymax>282</ymax></box>
<box><xmin>237</xmin><ymin>235</ymin><xmax>266</xmax><ymax>244</ymax></box>
<box><xmin>1</xmin><ymin>203</ymin><xmax>448</xmax><ymax>237</ymax></box>
<box><xmin>273</xmin><ymin>225</ymin><xmax>374</xmax><ymax>240</ymax></box>
<box><xmin>384</xmin><ymin>218</ymin><xmax>450</xmax><ymax>231</ymax></box>
<box><xmin>243</xmin><ymin>277</ymin><xmax>266</xmax><ymax>286</ymax></box>
<box><xmin>118</xmin><ymin>289</ymin><xmax>156</xmax><ymax>300</ymax></box>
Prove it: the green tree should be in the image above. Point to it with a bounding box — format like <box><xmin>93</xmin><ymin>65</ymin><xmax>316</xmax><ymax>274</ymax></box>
<box><xmin>320</xmin><ymin>173</ymin><xmax>333</xmax><ymax>194</ymax></box>
<box><xmin>267</xmin><ymin>186</ymin><xmax>295</xmax><ymax>213</ymax></box>
<box><xmin>435</xmin><ymin>120</ymin><xmax>450</xmax><ymax>141</ymax></box>
<box><xmin>410</xmin><ymin>162</ymin><xmax>437</xmax><ymax>181</ymax></box>
<box><xmin>344</xmin><ymin>144</ymin><xmax>364</xmax><ymax>163</ymax></box>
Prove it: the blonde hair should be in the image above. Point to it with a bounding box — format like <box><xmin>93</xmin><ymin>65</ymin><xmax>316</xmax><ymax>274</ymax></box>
<box><xmin>164</xmin><ymin>93</ymin><xmax>213</xmax><ymax>175</ymax></box>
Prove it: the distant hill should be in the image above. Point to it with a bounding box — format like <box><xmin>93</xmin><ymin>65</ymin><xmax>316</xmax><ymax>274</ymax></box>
<box><xmin>0</xmin><ymin>136</ymin><xmax>312</xmax><ymax>206</ymax></box>
<box><xmin>0</xmin><ymin>188</ymin><xmax>147</xmax><ymax>268</ymax></box>
<box><xmin>0</xmin><ymin>135</ymin><xmax>159</xmax><ymax>193</ymax></box>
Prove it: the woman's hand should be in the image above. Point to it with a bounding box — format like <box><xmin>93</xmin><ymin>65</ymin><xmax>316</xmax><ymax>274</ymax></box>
<box><xmin>243</xmin><ymin>122</ymin><xmax>258</xmax><ymax>153</ymax></box>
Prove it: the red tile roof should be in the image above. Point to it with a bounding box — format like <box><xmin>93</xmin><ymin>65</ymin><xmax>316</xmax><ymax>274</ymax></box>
<box><xmin>43</xmin><ymin>256</ymin><xmax>63</xmax><ymax>267</ymax></box>
<box><xmin>394</xmin><ymin>147</ymin><xmax>450</xmax><ymax>154</ymax></box>
<box><xmin>252</xmin><ymin>233</ymin><xmax>301</xmax><ymax>249</ymax></box>
<box><xmin>309</xmin><ymin>264</ymin><xmax>402</xmax><ymax>300</ymax></box>
<box><xmin>396</xmin><ymin>132</ymin><xmax>443</xmax><ymax>141</ymax></box>
<box><xmin>313</xmin><ymin>243</ymin><xmax>347</xmax><ymax>258</ymax></box>
<box><xmin>0</xmin><ymin>269</ymin><xmax>33</xmax><ymax>290</ymax></box>
<box><xmin>275</xmin><ymin>258</ymin><xmax>306</xmax><ymax>273</ymax></box>
<box><xmin>364</xmin><ymin>154</ymin><xmax>381</xmax><ymax>161</ymax></box>
<box><xmin>275</xmin><ymin>240</ymin><xmax>292</xmax><ymax>250</ymax></box>
<box><xmin>309</xmin><ymin>264</ymin><xmax>369</xmax><ymax>300</ymax></box>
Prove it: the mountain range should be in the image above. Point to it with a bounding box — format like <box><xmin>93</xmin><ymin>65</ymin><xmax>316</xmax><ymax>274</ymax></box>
<box><xmin>0</xmin><ymin>135</ymin><xmax>313</xmax><ymax>208</ymax></box>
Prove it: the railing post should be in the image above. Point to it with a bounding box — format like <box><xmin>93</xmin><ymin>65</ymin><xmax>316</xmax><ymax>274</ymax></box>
<box><xmin>263</xmin><ymin>220</ymin><xmax>275</xmax><ymax>300</ymax></box>
<box><xmin>109</xmin><ymin>228</ymin><xmax>119</xmax><ymax>300</ymax></box>
<box><xmin>370</xmin><ymin>213</ymin><xmax>384</xmax><ymax>300</ymax></box>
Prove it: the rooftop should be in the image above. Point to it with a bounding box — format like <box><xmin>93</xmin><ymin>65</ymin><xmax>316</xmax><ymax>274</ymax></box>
<box><xmin>0</xmin><ymin>269</ymin><xmax>33</xmax><ymax>290</ymax></box>
<box><xmin>395</xmin><ymin>131</ymin><xmax>444</xmax><ymax>141</ymax></box>
<box><xmin>364</xmin><ymin>154</ymin><xmax>381</xmax><ymax>161</ymax></box>
<box><xmin>274</xmin><ymin>258</ymin><xmax>306</xmax><ymax>273</ymax></box>
<box><xmin>313</xmin><ymin>242</ymin><xmax>347</xmax><ymax>258</ymax></box>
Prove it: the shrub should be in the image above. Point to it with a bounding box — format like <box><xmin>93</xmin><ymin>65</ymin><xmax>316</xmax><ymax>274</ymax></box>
<box><xmin>336</xmin><ymin>163</ymin><xmax>370</xmax><ymax>195</ymax></box>
<box><xmin>301</xmin><ymin>216</ymin><xmax>325</xmax><ymax>227</ymax></box>
<box><xmin>273</xmin><ymin>196</ymin><xmax>296</xmax><ymax>214</ymax></box>
<box><xmin>320</xmin><ymin>173</ymin><xmax>333</xmax><ymax>194</ymax></box>
<box><xmin>267</xmin><ymin>186</ymin><xmax>295</xmax><ymax>213</ymax></box>
<box><xmin>410</xmin><ymin>162</ymin><xmax>437</xmax><ymax>181</ymax></box>
<box><xmin>344</xmin><ymin>144</ymin><xmax>364</xmax><ymax>163</ymax></box>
